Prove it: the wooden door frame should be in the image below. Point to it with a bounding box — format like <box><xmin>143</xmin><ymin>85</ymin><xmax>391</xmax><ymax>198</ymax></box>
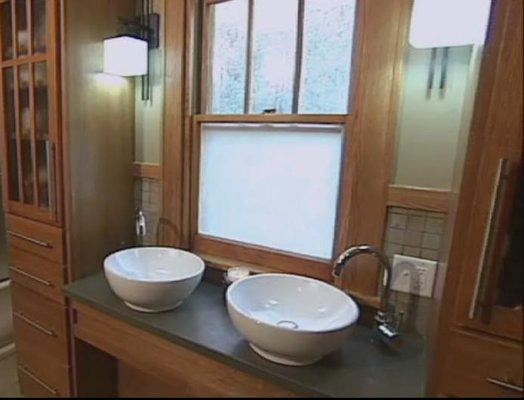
<box><xmin>162</xmin><ymin>0</ymin><xmax>411</xmax><ymax>299</ymax></box>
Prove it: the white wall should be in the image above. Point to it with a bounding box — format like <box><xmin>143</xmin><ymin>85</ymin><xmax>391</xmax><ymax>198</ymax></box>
<box><xmin>394</xmin><ymin>46</ymin><xmax>473</xmax><ymax>190</ymax></box>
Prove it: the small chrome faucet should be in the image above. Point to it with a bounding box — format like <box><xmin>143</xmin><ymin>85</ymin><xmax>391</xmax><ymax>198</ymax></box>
<box><xmin>333</xmin><ymin>244</ymin><xmax>400</xmax><ymax>339</ymax></box>
<box><xmin>136</xmin><ymin>209</ymin><xmax>147</xmax><ymax>237</ymax></box>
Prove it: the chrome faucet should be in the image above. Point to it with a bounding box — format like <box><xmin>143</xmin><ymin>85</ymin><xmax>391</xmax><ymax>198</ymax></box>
<box><xmin>136</xmin><ymin>209</ymin><xmax>147</xmax><ymax>237</ymax></box>
<box><xmin>333</xmin><ymin>244</ymin><xmax>400</xmax><ymax>339</ymax></box>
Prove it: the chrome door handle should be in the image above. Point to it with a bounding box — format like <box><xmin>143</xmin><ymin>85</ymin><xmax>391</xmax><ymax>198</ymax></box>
<box><xmin>7</xmin><ymin>230</ymin><xmax>52</xmax><ymax>248</ymax></box>
<box><xmin>487</xmin><ymin>378</ymin><xmax>523</xmax><ymax>393</ymax></box>
<box><xmin>18</xmin><ymin>365</ymin><xmax>59</xmax><ymax>395</ymax></box>
<box><xmin>13</xmin><ymin>311</ymin><xmax>56</xmax><ymax>337</ymax></box>
<box><xmin>9</xmin><ymin>266</ymin><xmax>53</xmax><ymax>287</ymax></box>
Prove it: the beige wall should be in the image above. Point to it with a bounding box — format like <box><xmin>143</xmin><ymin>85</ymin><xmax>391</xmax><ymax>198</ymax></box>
<box><xmin>394</xmin><ymin>46</ymin><xmax>474</xmax><ymax>190</ymax></box>
<box><xmin>134</xmin><ymin>0</ymin><xmax>165</xmax><ymax>165</ymax></box>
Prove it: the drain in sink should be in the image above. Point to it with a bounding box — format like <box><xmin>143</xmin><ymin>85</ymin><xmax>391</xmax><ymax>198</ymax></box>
<box><xmin>277</xmin><ymin>320</ymin><xmax>299</xmax><ymax>330</ymax></box>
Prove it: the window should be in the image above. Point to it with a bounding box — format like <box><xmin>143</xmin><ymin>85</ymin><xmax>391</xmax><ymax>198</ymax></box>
<box><xmin>199</xmin><ymin>123</ymin><xmax>344</xmax><ymax>259</ymax></box>
<box><xmin>187</xmin><ymin>0</ymin><xmax>361</xmax><ymax>279</ymax></box>
<box><xmin>163</xmin><ymin>0</ymin><xmax>411</xmax><ymax>291</ymax></box>
<box><xmin>190</xmin><ymin>0</ymin><xmax>358</xmax><ymax>279</ymax></box>
<box><xmin>207</xmin><ymin>0</ymin><xmax>357</xmax><ymax>114</ymax></box>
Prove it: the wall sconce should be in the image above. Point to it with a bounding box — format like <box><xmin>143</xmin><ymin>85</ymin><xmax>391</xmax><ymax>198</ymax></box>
<box><xmin>409</xmin><ymin>0</ymin><xmax>492</xmax><ymax>48</ymax></box>
<box><xmin>103</xmin><ymin>0</ymin><xmax>159</xmax><ymax>100</ymax></box>
<box><xmin>103</xmin><ymin>35</ymin><xmax>148</xmax><ymax>77</ymax></box>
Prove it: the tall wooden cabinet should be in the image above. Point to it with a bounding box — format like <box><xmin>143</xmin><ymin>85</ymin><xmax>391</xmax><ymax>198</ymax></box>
<box><xmin>0</xmin><ymin>0</ymin><xmax>135</xmax><ymax>396</ymax></box>
<box><xmin>429</xmin><ymin>0</ymin><xmax>523</xmax><ymax>397</ymax></box>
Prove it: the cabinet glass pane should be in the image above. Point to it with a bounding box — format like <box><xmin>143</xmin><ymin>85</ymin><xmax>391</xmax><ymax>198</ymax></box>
<box><xmin>15</xmin><ymin>0</ymin><xmax>29</xmax><ymax>57</ymax></box>
<box><xmin>494</xmin><ymin>166</ymin><xmax>523</xmax><ymax>309</ymax></box>
<box><xmin>32</xmin><ymin>0</ymin><xmax>46</xmax><ymax>54</ymax></box>
<box><xmin>209</xmin><ymin>0</ymin><xmax>248</xmax><ymax>114</ymax></box>
<box><xmin>34</xmin><ymin>62</ymin><xmax>48</xmax><ymax>138</ymax></box>
<box><xmin>298</xmin><ymin>0</ymin><xmax>356</xmax><ymax>114</ymax></box>
<box><xmin>34</xmin><ymin>62</ymin><xmax>50</xmax><ymax>208</ymax></box>
<box><xmin>4</xmin><ymin>67</ymin><xmax>20</xmax><ymax>201</ymax></box>
<box><xmin>249</xmin><ymin>0</ymin><xmax>298</xmax><ymax>114</ymax></box>
<box><xmin>199</xmin><ymin>123</ymin><xmax>343</xmax><ymax>259</ymax></box>
<box><xmin>36</xmin><ymin>139</ymin><xmax>50</xmax><ymax>208</ymax></box>
<box><xmin>18</xmin><ymin>64</ymin><xmax>34</xmax><ymax>204</ymax></box>
<box><xmin>1</xmin><ymin>1</ymin><xmax>14</xmax><ymax>60</ymax></box>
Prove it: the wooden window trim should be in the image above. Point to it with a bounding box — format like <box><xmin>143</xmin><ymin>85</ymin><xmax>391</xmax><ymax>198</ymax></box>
<box><xmin>163</xmin><ymin>0</ymin><xmax>412</xmax><ymax>301</ymax></box>
<box><xmin>387</xmin><ymin>185</ymin><xmax>451</xmax><ymax>213</ymax></box>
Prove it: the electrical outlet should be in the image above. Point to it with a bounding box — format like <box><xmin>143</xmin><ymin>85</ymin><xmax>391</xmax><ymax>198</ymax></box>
<box><xmin>391</xmin><ymin>255</ymin><xmax>437</xmax><ymax>298</ymax></box>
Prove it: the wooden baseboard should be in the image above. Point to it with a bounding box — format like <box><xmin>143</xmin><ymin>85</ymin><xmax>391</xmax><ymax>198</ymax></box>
<box><xmin>133</xmin><ymin>163</ymin><xmax>162</xmax><ymax>180</ymax></box>
<box><xmin>387</xmin><ymin>185</ymin><xmax>451</xmax><ymax>213</ymax></box>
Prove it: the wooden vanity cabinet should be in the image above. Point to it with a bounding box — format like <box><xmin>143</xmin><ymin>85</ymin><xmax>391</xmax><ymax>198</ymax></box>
<box><xmin>429</xmin><ymin>1</ymin><xmax>523</xmax><ymax>397</ymax></box>
<box><xmin>0</xmin><ymin>0</ymin><xmax>135</xmax><ymax>396</ymax></box>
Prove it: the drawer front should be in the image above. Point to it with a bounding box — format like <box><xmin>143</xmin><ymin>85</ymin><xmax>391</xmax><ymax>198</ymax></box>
<box><xmin>9</xmin><ymin>247</ymin><xmax>66</xmax><ymax>304</ymax></box>
<box><xmin>6</xmin><ymin>214</ymin><xmax>64</xmax><ymax>263</ymax></box>
<box><xmin>440</xmin><ymin>329</ymin><xmax>523</xmax><ymax>397</ymax></box>
<box><xmin>11</xmin><ymin>283</ymin><xmax>69</xmax><ymax>344</ymax></box>
<box><xmin>18</xmin><ymin>364</ymin><xmax>67</xmax><ymax>398</ymax></box>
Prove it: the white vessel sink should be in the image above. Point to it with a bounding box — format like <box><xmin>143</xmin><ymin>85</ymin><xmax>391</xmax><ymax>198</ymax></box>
<box><xmin>226</xmin><ymin>273</ymin><xmax>359</xmax><ymax>366</ymax></box>
<box><xmin>104</xmin><ymin>247</ymin><xmax>205</xmax><ymax>313</ymax></box>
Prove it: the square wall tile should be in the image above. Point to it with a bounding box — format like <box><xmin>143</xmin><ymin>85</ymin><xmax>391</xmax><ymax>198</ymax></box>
<box><xmin>425</xmin><ymin>217</ymin><xmax>444</xmax><ymax>234</ymax></box>
<box><xmin>386</xmin><ymin>228</ymin><xmax>405</xmax><ymax>245</ymax></box>
<box><xmin>404</xmin><ymin>230</ymin><xmax>423</xmax><ymax>247</ymax></box>
<box><xmin>422</xmin><ymin>233</ymin><xmax>441</xmax><ymax>250</ymax></box>
<box><xmin>389</xmin><ymin>213</ymin><xmax>407</xmax><ymax>229</ymax></box>
<box><xmin>407</xmin><ymin>215</ymin><xmax>426</xmax><ymax>232</ymax></box>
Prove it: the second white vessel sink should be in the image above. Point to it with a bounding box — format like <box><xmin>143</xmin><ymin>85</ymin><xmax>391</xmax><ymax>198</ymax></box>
<box><xmin>226</xmin><ymin>273</ymin><xmax>359</xmax><ymax>366</ymax></box>
<box><xmin>104</xmin><ymin>247</ymin><xmax>205</xmax><ymax>313</ymax></box>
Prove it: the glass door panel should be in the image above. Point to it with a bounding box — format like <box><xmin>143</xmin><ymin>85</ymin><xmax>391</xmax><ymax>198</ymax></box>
<box><xmin>33</xmin><ymin>61</ymin><xmax>50</xmax><ymax>209</ymax></box>
<box><xmin>1</xmin><ymin>1</ymin><xmax>14</xmax><ymax>60</ymax></box>
<box><xmin>4</xmin><ymin>67</ymin><xmax>20</xmax><ymax>201</ymax></box>
<box><xmin>17</xmin><ymin>63</ymin><xmax>35</xmax><ymax>205</ymax></box>
<box><xmin>486</xmin><ymin>164</ymin><xmax>523</xmax><ymax>312</ymax></box>
<box><xmin>32</xmin><ymin>0</ymin><xmax>46</xmax><ymax>54</ymax></box>
<box><xmin>15</xmin><ymin>0</ymin><xmax>28</xmax><ymax>57</ymax></box>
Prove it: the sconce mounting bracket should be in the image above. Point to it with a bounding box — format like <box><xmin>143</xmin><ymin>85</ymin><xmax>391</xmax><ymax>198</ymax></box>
<box><xmin>119</xmin><ymin>13</ymin><xmax>160</xmax><ymax>50</ymax></box>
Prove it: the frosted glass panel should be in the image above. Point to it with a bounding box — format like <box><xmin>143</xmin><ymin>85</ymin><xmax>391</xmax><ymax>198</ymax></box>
<box><xmin>249</xmin><ymin>0</ymin><xmax>298</xmax><ymax>113</ymax></box>
<box><xmin>209</xmin><ymin>0</ymin><xmax>248</xmax><ymax>114</ymax></box>
<box><xmin>299</xmin><ymin>0</ymin><xmax>356</xmax><ymax>114</ymax></box>
<box><xmin>199</xmin><ymin>123</ymin><xmax>344</xmax><ymax>259</ymax></box>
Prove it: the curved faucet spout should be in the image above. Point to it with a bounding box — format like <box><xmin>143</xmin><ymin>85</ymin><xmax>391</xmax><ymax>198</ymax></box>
<box><xmin>333</xmin><ymin>244</ymin><xmax>399</xmax><ymax>339</ymax></box>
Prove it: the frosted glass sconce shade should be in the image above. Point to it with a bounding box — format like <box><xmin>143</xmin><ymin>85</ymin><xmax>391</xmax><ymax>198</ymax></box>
<box><xmin>103</xmin><ymin>35</ymin><xmax>148</xmax><ymax>77</ymax></box>
<box><xmin>409</xmin><ymin>0</ymin><xmax>492</xmax><ymax>48</ymax></box>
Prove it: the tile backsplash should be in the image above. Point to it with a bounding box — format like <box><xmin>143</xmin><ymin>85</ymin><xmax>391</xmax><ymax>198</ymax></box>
<box><xmin>384</xmin><ymin>207</ymin><xmax>447</xmax><ymax>261</ymax></box>
<box><xmin>134</xmin><ymin>178</ymin><xmax>161</xmax><ymax>246</ymax></box>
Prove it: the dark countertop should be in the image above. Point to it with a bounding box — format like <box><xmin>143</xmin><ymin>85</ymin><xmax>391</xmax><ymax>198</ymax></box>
<box><xmin>65</xmin><ymin>273</ymin><xmax>428</xmax><ymax>398</ymax></box>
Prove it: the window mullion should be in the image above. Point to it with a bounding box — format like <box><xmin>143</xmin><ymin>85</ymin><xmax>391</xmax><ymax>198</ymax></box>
<box><xmin>292</xmin><ymin>0</ymin><xmax>305</xmax><ymax>114</ymax></box>
<box><xmin>243</xmin><ymin>0</ymin><xmax>255</xmax><ymax>114</ymax></box>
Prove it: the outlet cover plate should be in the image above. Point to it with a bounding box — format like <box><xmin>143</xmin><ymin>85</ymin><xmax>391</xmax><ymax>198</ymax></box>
<box><xmin>391</xmin><ymin>255</ymin><xmax>437</xmax><ymax>298</ymax></box>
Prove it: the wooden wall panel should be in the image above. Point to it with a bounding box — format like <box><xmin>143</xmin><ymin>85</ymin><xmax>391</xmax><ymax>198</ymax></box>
<box><xmin>337</xmin><ymin>0</ymin><xmax>411</xmax><ymax>297</ymax></box>
<box><xmin>61</xmin><ymin>0</ymin><xmax>136</xmax><ymax>280</ymax></box>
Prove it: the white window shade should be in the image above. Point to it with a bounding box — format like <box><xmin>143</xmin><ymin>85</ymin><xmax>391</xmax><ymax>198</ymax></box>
<box><xmin>409</xmin><ymin>0</ymin><xmax>492</xmax><ymax>48</ymax></box>
<box><xmin>199</xmin><ymin>123</ymin><xmax>344</xmax><ymax>259</ymax></box>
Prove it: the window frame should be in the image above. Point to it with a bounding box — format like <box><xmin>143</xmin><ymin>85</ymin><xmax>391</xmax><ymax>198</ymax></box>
<box><xmin>162</xmin><ymin>0</ymin><xmax>411</xmax><ymax>301</ymax></box>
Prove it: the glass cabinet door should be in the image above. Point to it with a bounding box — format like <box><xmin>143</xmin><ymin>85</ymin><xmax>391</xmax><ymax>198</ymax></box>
<box><xmin>0</xmin><ymin>0</ymin><xmax>58</xmax><ymax>224</ymax></box>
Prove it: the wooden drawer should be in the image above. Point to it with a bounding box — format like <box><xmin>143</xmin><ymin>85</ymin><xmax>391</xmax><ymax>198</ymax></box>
<box><xmin>12</xmin><ymin>284</ymin><xmax>71</xmax><ymax>397</ymax></box>
<box><xmin>11</xmin><ymin>282</ymin><xmax>69</xmax><ymax>349</ymax></box>
<box><xmin>6</xmin><ymin>214</ymin><xmax>64</xmax><ymax>263</ymax></box>
<box><xmin>9</xmin><ymin>247</ymin><xmax>66</xmax><ymax>304</ymax></box>
<box><xmin>440</xmin><ymin>329</ymin><xmax>523</xmax><ymax>397</ymax></box>
<box><xmin>18</xmin><ymin>364</ymin><xmax>67</xmax><ymax>398</ymax></box>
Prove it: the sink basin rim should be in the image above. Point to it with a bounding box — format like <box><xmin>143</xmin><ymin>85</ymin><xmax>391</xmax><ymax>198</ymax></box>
<box><xmin>104</xmin><ymin>246</ymin><xmax>205</xmax><ymax>284</ymax></box>
<box><xmin>226</xmin><ymin>273</ymin><xmax>359</xmax><ymax>334</ymax></box>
